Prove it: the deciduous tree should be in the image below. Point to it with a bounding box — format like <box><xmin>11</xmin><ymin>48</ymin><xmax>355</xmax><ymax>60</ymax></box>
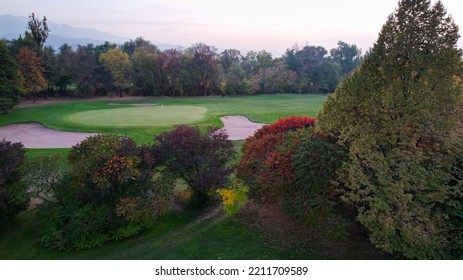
<box><xmin>130</xmin><ymin>47</ymin><xmax>157</xmax><ymax>95</ymax></box>
<box><xmin>186</xmin><ymin>43</ymin><xmax>219</xmax><ymax>96</ymax></box>
<box><xmin>99</xmin><ymin>48</ymin><xmax>131</xmax><ymax>97</ymax></box>
<box><xmin>163</xmin><ymin>49</ymin><xmax>184</xmax><ymax>96</ymax></box>
<box><xmin>25</xmin><ymin>13</ymin><xmax>49</xmax><ymax>49</ymax></box>
<box><xmin>56</xmin><ymin>44</ymin><xmax>75</xmax><ymax>93</ymax></box>
<box><xmin>16</xmin><ymin>47</ymin><xmax>47</xmax><ymax>103</ymax></box>
<box><xmin>220</xmin><ymin>49</ymin><xmax>242</xmax><ymax>74</ymax></box>
<box><xmin>73</xmin><ymin>45</ymin><xmax>99</xmax><ymax>97</ymax></box>
<box><xmin>153</xmin><ymin>126</ymin><xmax>234</xmax><ymax>208</ymax></box>
<box><xmin>330</xmin><ymin>41</ymin><xmax>362</xmax><ymax>76</ymax></box>
<box><xmin>41</xmin><ymin>45</ymin><xmax>59</xmax><ymax>98</ymax></box>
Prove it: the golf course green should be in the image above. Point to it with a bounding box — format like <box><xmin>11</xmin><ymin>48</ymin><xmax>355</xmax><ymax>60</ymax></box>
<box><xmin>64</xmin><ymin>105</ymin><xmax>207</xmax><ymax>127</ymax></box>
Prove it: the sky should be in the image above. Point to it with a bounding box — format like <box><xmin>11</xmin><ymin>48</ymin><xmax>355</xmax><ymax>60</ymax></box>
<box><xmin>3</xmin><ymin>0</ymin><xmax>463</xmax><ymax>56</ymax></box>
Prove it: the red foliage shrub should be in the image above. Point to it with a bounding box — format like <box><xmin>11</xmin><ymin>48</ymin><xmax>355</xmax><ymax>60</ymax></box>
<box><xmin>253</xmin><ymin>116</ymin><xmax>315</xmax><ymax>139</ymax></box>
<box><xmin>260</xmin><ymin>129</ymin><xmax>309</xmax><ymax>196</ymax></box>
<box><xmin>237</xmin><ymin>116</ymin><xmax>315</xmax><ymax>202</ymax></box>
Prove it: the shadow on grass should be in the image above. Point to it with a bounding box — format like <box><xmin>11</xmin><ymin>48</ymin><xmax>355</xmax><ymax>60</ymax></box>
<box><xmin>0</xmin><ymin>201</ymin><xmax>388</xmax><ymax>260</ymax></box>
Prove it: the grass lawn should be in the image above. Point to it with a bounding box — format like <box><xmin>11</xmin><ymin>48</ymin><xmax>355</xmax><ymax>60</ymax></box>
<box><xmin>0</xmin><ymin>207</ymin><xmax>324</xmax><ymax>260</ymax></box>
<box><xmin>0</xmin><ymin>94</ymin><xmax>327</xmax><ymax>144</ymax></box>
<box><xmin>0</xmin><ymin>204</ymin><xmax>385</xmax><ymax>260</ymax></box>
<box><xmin>25</xmin><ymin>148</ymin><xmax>71</xmax><ymax>160</ymax></box>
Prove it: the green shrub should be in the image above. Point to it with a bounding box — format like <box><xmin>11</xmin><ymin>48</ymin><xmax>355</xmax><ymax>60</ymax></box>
<box><xmin>42</xmin><ymin>134</ymin><xmax>173</xmax><ymax>250</ymax></box>
<box><xmin>0</xmin><ymin>140</ymin><xmax>28</xmax><ymax>229</ymax></box>
<box><xmin>287</xmin><ymin>134</ymin><xmax>348</xmax><ymax>239</ymax></box>
<box><xmin>65</xmin><ymin>204</ymin><xmax>112</xmax><ymax>250</ymax></box>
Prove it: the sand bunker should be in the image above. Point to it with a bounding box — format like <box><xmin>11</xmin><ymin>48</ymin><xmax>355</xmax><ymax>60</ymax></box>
<box><xmin>0</xmin><ymin>123</ymin><xmax>98</xmax><ymax>148</ymax></box>
<box><xmin>220</xmin><ymin>116</ymin><xmax>266</xmax><ymax>140</ymax></box>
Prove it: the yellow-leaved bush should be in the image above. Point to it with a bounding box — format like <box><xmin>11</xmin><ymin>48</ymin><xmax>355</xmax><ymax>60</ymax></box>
<box><xmin>217</xmin><ymin>179</ymin><xmax>248</xmax><ymax>216</ymax></box>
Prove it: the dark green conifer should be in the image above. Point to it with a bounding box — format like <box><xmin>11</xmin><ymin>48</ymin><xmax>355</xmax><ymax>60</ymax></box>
<box><xmin>317</xmin><ymin>0</ymin><xmax>463</xmax><ymax>259</ymax></box>
<box><xmin>0</xmin><ymin>40</ymin><xmax>22</xmax><ymax>113</ymax></box>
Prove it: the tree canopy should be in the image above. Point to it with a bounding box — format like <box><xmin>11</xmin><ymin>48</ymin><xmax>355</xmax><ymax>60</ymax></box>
<box><xmin>317</xmin><ymin>0</ymin><xmax>463</xmax><ymax>259</ymax></box>
<box><xmin>99</xmin><ymin>48</ymin><xmax>131</xmax><ymax>97</ymax></box>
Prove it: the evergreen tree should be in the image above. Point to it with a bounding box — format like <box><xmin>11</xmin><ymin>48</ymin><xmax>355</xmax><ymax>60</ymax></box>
<box><xmin>0</xmin><ymin>40</ymin><xmax>22</xmax><ymax>113</ymax></box>
<box><xmin>317</xmin><ymin>0</ymin><xmax>463</xmax><ymax>259</ymax></box>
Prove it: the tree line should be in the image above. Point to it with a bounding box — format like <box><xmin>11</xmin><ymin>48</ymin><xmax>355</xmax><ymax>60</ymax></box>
<box><xmin>0</xmin><ymin>13</ymin><xmax>362</xmax><ymax>111</ymax></box>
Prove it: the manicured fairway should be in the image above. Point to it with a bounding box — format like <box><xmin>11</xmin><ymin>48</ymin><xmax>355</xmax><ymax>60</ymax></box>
<box><xmin>64</xmin><ymin>105</ymin><xmax>207</xmax><ymax>127</ymax></box>
<box><xmin>0</xmin><ymin>94</ymin><xmax>327</xmax><ymax>144</ymax></box>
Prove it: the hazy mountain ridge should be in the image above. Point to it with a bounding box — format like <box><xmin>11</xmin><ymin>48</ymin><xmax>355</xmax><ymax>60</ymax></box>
<box><xmin>0</xmin><ymin>15</ymin><xmax>180</xmax><ymax>50</ymax></box>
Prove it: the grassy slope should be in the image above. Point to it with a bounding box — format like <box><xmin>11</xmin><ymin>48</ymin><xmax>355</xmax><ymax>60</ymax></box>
<box><xmin>0</xmin><ymin>94</ymin><xmax>326</xmax><ymax>144</ymax></box>
<box><xmin>0</xmin><ymin>207</ymin><xmax>323</xmax><ymax>260</ymax></box>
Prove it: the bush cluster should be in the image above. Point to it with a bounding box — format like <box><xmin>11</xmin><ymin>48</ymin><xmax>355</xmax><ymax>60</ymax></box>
<box><xmin>37</xmin><ymin>126</ymin><xmax>234</xmax><ymax>250</ymax></box>
<box><xmin>237</xmin><ymin>116</ymin><xmax>315</xmax><ymax>202</ymax></box>
<box><xmin>0</xmin><ymin>140</ymin><xmax>28</xmax><ymax>228</ymax></box>
<box><xmin>237</xmin><ymin>116</ymin><xmax>348</xmax><ymax>238</ymax></box>
<box><xmin>42</xmin><ymin>134</ymin><xmax>173</xmax><ymax>250</ymax></box>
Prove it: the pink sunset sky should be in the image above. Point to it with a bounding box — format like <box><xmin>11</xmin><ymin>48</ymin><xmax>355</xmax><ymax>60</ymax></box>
<box><xmin>3</xmin><ymin>0</ymin><xmax>463</xmax><ymax>56</ymax></box>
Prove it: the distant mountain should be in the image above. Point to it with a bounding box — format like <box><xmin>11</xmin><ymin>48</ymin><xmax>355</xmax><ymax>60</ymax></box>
<box><xmin>0</xmin><ymin>14</ymin><xmax>181</xmax><ymax>50</ymax></box>
<box><xmin>0</xmin><ymin>15</ymin><xmax>128</xmax><ymax>49</ymax></box>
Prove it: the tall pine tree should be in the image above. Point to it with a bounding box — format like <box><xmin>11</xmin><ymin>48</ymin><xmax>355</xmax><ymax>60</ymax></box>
<box><xmin>317</xmin><ymin>0</ymin><xmax>463</xmax><ymax>259</ymax></box>
<box><xmin>0</xmin><ymin>40</ymin><xmax>22</xmax><ymax>113</ymax></box>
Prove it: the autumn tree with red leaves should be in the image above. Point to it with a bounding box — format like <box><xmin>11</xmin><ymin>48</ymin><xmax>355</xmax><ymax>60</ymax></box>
<box><xmin>16</xmin><ymin>47</ymin><xmax>47</xmax><ymax>103</ymax></box>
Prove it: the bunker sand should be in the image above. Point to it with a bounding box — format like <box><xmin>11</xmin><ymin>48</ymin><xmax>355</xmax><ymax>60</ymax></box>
<box><xmin>0</xmin><ymin>116</ymin><xmax>265</xmax><ymax>148</ymax></box>
<box><xmin>0</xmin><ymin>123</ymin><xmax>98</xmax><ymax>148</ymax></box>
<box><xmin>219</xmin><ymin>116</ymin><xmax>266</xmax><ymax>140</ymax></box>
